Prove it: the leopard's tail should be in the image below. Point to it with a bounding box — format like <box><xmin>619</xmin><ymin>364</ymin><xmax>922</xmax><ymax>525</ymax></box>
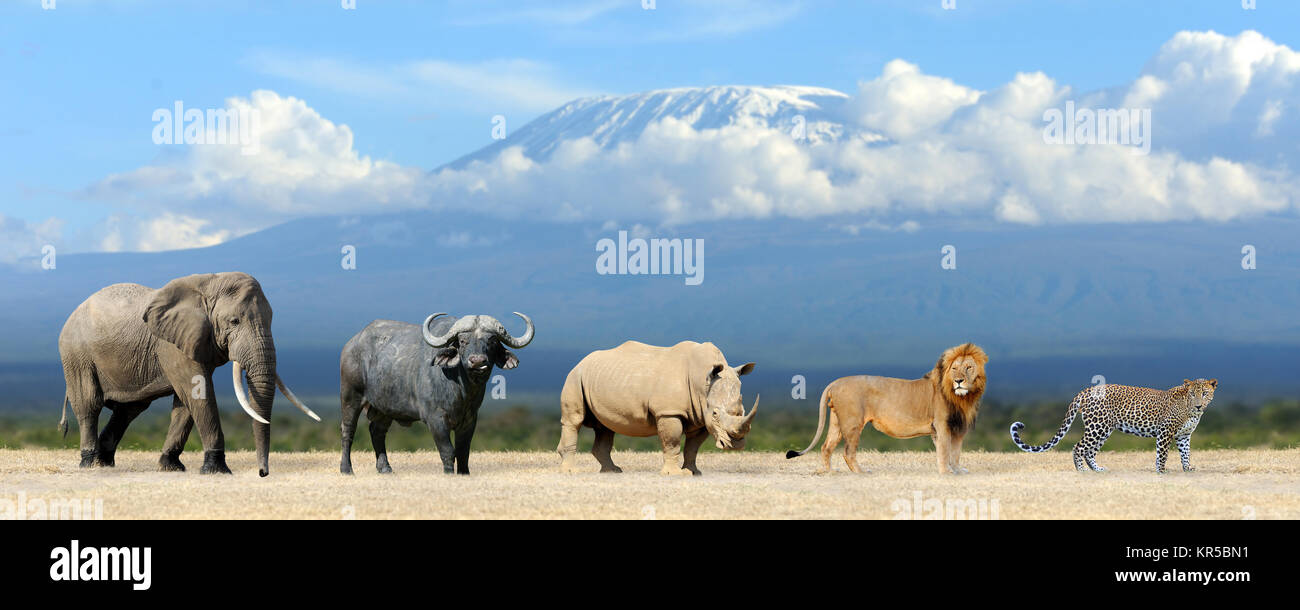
<box><xmin>1010</xmin><ymin>395</ymin><xmax>1081</xmax><ymax>453</ymax></box>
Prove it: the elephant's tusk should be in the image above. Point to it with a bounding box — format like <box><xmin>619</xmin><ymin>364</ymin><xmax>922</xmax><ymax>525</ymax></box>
<box><xmin>277</xmin><ymin>375</ymin><xmax>321</xmax><ymax>422</ymax></box>
<box><xmin>231</xmin><ymin>361</ymin><xmax>271</xmax><ymax>425</ymax></box>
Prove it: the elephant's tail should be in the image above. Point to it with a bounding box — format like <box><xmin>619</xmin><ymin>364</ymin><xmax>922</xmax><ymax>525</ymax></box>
<box><xmin>786</xmin><ymin>383</ymin><xmax>832</xmax><ymax>459</ymax></box>
<box><xmin>58</xmin><ymin>395</ymin><xmax>69</xmax><ymax>439</ymax></box>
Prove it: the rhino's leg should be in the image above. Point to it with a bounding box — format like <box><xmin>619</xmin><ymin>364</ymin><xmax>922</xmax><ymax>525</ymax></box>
<box><xmin>682</xmin><ymin>427</ymin><xmax>708</xmax><ymax>476</ymax></box>
<box><xmin>591</xmin><ymin>423</ymin><xmax>622</xmax><ymax>473</ymax></box>
<box><xmin>557</xmin><ymin>379</ymin><xmax>587</xmax><ymax>473</ymax></box>
<box><xmin>657</xmin><ymin>417</ymin><xmax>692</xmax><ymax>476</ymax></box>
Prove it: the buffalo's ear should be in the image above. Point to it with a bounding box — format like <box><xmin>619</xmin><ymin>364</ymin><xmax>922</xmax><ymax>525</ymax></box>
<box><xmin>734</xmin><ymin>362</ymin><xmax>756</xmax><ymax>376</ymax></box>
<box><xmin>433</xmin><ymin>348</ymin><xmax>460</xmax><ymax>368</ymax></box>
<box><xmin>1209</xmin><ymin>378</ymin><xmax>1218</xmax><ymax>388</ymax></box>
<box><xmin>492</xmin><ymin>347</ymin><xmax>519</xmax><ymax>370</ymax></box>
<box><xmin>143</xmin><ymin>276</ymin><xmax>215</xmax><ymax>362</ymax></box>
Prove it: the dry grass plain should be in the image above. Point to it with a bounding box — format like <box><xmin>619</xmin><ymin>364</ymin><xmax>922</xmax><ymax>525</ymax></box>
<box><xmin>1</xmin><ymin>448</ymin><xmax>1297</xmax><ymax>519</ymax></box>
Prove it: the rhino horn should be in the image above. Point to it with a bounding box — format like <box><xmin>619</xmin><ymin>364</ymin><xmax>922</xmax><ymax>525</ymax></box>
<box><xmin>720</xmin><ymin>394</ymin><xmax>759</xmax><ymax>436</ymax></box>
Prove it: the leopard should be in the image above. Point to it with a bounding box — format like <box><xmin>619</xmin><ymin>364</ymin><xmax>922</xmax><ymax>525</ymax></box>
<box><xmin>1010</xmin><ymin>378</ymin><xmax>1217</xmax><ymax>473</ymax></box>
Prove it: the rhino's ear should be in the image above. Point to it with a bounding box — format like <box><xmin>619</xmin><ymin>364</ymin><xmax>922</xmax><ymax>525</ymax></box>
<box><xmin>493</xmin><ymin>347</ymin><xmax>519</xmax><ymax>370</ymax></box>
<box><xmin>710</xmin><ymin>363</ymin><xmax>725</xmax><ymax>378</ymax></box>
<box><xmin>433</xmin><ymin>348</ymin><xmax>460</xmax><ymax>368</ymax></box>
<box><xmin>734</xmin><ymin>362</ymin><xmax>756</xmax><ymax>376</ymax></box>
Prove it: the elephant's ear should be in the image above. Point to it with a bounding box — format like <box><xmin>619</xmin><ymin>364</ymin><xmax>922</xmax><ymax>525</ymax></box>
<box><xmin>143</xmin><ymin>276</ymin><xmax>215</xmax><ymax>362</ymax></box>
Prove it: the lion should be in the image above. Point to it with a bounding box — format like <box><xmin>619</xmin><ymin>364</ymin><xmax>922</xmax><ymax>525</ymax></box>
<box><xmin>786</xmin><ymin>343</ymin><xmax>988</xmax><ymax>474</ymax></box>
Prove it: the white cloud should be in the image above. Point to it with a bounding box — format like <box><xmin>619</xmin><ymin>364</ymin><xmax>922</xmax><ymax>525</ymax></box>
<box><xmin>846</xmin><ymin>59</ymin><xmax>981</xmax><ymax>139</ymax></box>
<box><xmin>76</xmin><ymin>30</ymin><xmax>1300</xmax><ymax>254</ymax></box>
<box><xmin>84</xmin><ymin>90</ymin><xmax>430</xmax><ymax>252</ymax></box>
<box><xmin>0</xmin><ymin>215</ymin><xmax>63</xmax><ymax>265</ymax></box>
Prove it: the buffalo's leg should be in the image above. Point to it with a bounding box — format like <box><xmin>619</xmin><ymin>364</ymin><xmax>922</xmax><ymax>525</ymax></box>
<box><xmin>96</xmin><ymin>399</ymin><xmax>149</xmax><ymax>467</ymax></box>
<box><xmin>681</xmin><ymin>427</ymin><xmax>708</xmax><ymax>476</ymax></box>
<box><xmin>453</xmin><ymin>417</ymin><xmax>477</xmax><ymax>475</ymax></box>
<box><xmin>159</xmin><ymin>395</ymin><xmax>192</xmax><ymax>472</ymax></box>
<box><xmin>818</xmin><ymin>410</ymin><xmax>842</xmax><ymax>474</ymax></box>
<box><xmin>369</xmin><ymin>415</ymin><xmax>394</xmax><ymax>474</ymax></box>
<box><xmin>426</xmin><ymin>418</ymin><xmax>456</xmax><ymax>474</ymax></box>
<box><xmin>591</xmin><ymin>422</ymin><xmax>621</xmax><ymax>473</ymax></box>
<box><xmin>656</xmin><ymin>417</ymin><xmax>691</xmax><ymax>476</ymax></box>
<box><xmin>557</xmin><ymin>375</ymin><xmax>586</xmax><ymax>473</ymax></box>
<box><xmin>339</xmin><ymin>386</ymin><xmax>365</xmax><ymax>475</ymax></box>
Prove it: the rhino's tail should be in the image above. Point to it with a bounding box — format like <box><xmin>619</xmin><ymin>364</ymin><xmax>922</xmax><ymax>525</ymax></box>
<box><xmin>786</xmin><ymin>384</ymin><xmax>832</xmax><ymax>459</ymax></box>
<box><xmin>58</xmin><ymin>394</ymin><xmax>70</xmax><ymax>439</ymax></box>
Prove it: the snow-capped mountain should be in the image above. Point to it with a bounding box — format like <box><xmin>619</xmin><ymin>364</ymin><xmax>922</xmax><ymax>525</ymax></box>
<box><xmin>443</xmin><ymin>85</ymin><xmax>882</xmax><ymax>168</ymax></box>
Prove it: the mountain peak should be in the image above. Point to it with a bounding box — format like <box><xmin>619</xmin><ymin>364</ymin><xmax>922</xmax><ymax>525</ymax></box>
<box><xmin>442</xmin><ymin>85</ymin><xmax>873</xmax><ymax>169</ymax></box>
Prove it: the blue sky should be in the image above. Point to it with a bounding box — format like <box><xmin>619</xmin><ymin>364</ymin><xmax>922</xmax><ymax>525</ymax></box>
<box><xmin>2</xmin><ymin>0</ymin><xmax>1298</xmax><ymax>258</ymax></box>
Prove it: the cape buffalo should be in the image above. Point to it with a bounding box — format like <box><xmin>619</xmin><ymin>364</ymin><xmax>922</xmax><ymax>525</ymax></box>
<box><xmin>339</xmin><ymin>312</ymin><xmax>534</xmax><ymax>475</ymax></box>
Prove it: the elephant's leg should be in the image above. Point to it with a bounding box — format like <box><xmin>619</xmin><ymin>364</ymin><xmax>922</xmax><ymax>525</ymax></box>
<box><xmin>657</xmin><ymin>416</ymin><xmax>691</xmax><ymax>476</ymax></box>
<box><xmin>425</xmin><ymin>418</ymin><xmax>456</xmax><ymax>474</ymax></box>
<box><xmin>681</xmin><ymin>427</ymin><xmax>709</xmax><ymax>476</ymax></box>
<box><xmin>158</xmin><ymin>352</ymin><xmax>227</xmax><ymax>474</ymax></box>
<box><xmin>159</xmin><ymin>395</ymin><xmax>193</xmax><ymax>472</ymax></box>
<box><xmin>590</xmin><ymin>422</ymin><xmax>621</xmax><ymax>473</ymax></box>
<box><xmin>65</xmin><ymin>366</ymin><xmax>104</xmax><ymax>468</ymax></box>
<box><xmin>453</xmin><ymin>416</ymin><xmax>477</xmax><ymax>475</ymax></box>
<box><xmin>368</xmin><ymin>415</ymin><xmax>394</xmax><ymax>474</ymax></box>
<box><xmin>73</xmin><ymin>397</ymin><xmax>104</xmax><ymax>469</ymax></box>
<box><xmin>96</xmin><ymin>400</ymin><xmax>149</xmax><ymax>467</ymax></box>
<box><xmin>339</xmin><ymin>386</ymin><xmax>365</xmax><ymax>475</ymax></box>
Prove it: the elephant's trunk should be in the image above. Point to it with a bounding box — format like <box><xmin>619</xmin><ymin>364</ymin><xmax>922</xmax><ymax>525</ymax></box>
<box><xmin>234</xmin><ymin>337</ymin><xmax>277</xmax><ymax>477</ymax></box>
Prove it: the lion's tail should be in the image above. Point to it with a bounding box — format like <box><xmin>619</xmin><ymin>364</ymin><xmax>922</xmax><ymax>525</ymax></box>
<box><xmin>58</xmin><ymin>394</ymin><xmax>70</xmax><ymax>439</ymax></box>
<box><xmin>786</xmin><ymin>384</ymin><xmax>832</xmax><ymax>459</ymax></box>
<box><xmin>1009</xmin><ymin>395</ymin><xmax>1081</xmax><ymax>453</ymax></box>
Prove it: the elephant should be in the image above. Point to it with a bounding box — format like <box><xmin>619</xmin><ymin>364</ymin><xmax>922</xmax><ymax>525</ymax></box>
<box><xmin>57</xmin><ymin>272</ymin><xmax>319</xmax><ymax>476</ymax></box>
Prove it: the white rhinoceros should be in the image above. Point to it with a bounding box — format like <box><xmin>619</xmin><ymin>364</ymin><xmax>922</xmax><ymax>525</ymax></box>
<box><xmin>557</xmin><ymin>340</ymin><xmax>758</xmax><ymax>475</ymax></box>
